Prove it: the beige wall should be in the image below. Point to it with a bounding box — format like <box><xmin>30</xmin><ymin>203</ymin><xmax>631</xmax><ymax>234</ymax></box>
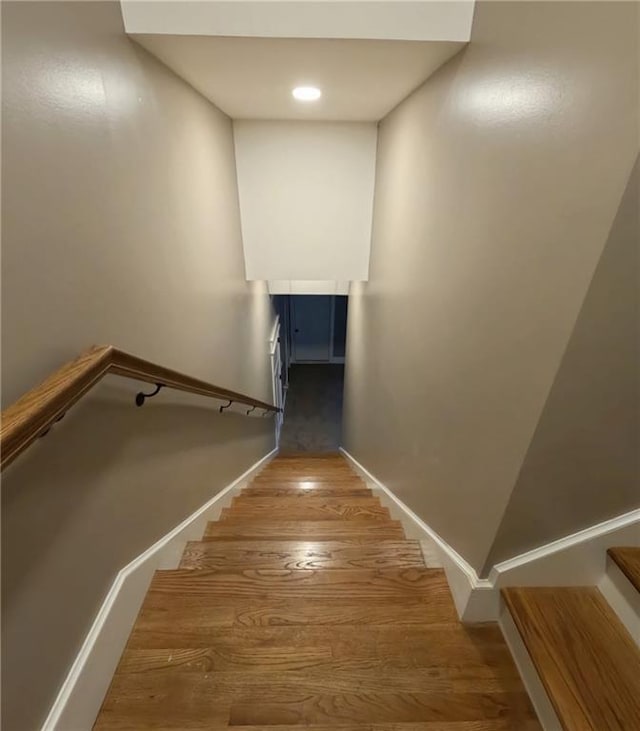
<box><xmin>343</xmin><ymin>1</ymin><xmax>638</xmax><ymax>576</ymax></box>
<box><xmin>1</xmin><ymin>3</ymin><xmax>275</xmax><ymax>729</ymax></box>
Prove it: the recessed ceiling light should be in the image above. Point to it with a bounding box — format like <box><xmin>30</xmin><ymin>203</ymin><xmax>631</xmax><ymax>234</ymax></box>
<box><xmin>292</xmin><ymin>86</ymin><xmax>322</xmax><ymax>102</ymax></box>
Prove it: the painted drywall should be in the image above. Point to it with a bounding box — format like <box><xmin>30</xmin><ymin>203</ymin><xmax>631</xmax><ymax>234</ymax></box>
<box><xmin>1</xmin><ymin>3</ymin><xmax>275</xmax><ymax>729</ymax></box>
<box><xmin>234</xmin><ymin>120</ymin><xmax>377</xmax><ymax>282</ymax></box>
<box><xmin>343</xmin><ymin>1</ymin><xmax>639</xmax><ymax>575</ymax></box>
<box><xmin>131</xmin><ymin>35</ymin><xmax>466</xmax><ymax>122</ymax></box>
<box><xmin>482</xmin><ymin>157</ymin><xmax>640</xmax><ymax>573</ymax></box>
<box><xmin>121</xmin><ymin>0</ymin><xmax>475</xmax><ymax>42</ymax></box>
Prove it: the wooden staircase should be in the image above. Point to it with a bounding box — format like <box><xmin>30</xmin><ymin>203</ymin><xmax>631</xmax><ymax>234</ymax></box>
<box><xmin>93</xmin><ymin>453</ymin><xmax>540</xmax><ymax>730</ymax></box>
<box><xmin>503</xmin><ymin>547</ymin><xmax>640</xmax><ymax>730</ymax></box>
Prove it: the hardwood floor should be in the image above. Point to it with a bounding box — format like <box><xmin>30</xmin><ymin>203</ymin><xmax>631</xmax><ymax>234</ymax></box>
<box><xmin>608</xmin><ymin>546</ymin><xmax>640</xmax><ymax>593</ymax></box>
<box><xmin>179</xmin><ymin>540</ymin><xmax>427</xmax><ymax>570</ymax></box>
<box><xmin>502</xmin><ymin>586</ymin><xmax>640</xmax><ymax>730</ymax></box>
<box><xmin>93</xmin><ymin>454</ymin><xmax>540</xmax><ymax>730</ymax></box>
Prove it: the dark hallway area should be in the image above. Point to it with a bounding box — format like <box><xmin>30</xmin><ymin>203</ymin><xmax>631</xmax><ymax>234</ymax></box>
<box><xmin>273</xmin><ymin>294</ymin><xmax>348</xmax><ymax>453</ymax></box>
<box><xmin>279</xmin><ymin>364</ymin><xmax>345</xmax><ymax>452</ymax></box>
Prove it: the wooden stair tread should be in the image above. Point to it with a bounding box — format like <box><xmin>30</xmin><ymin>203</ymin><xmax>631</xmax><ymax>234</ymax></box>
<box><xmin>93</xmin><ymin>454</ymin><xmax>540</xmax><ymax>730</ymax></box>
<box><xmin>228</xmin><ymin>723</ymin><xmax>543</xmax><ymax>731</ymax></box>
<box><xmin>231</xmin><ymin>496</ymin><xmax>382</xmax><ymax>506</ymax></box>
<box><xmin>229</xmin><ymin>690</ymin><xmax>536</xmax><ymax>725</ymax></box>
<box><xmin>608</xmin><ymin>546</ymin><xmax>640</xmax><ymax>593</ymax></box>
<box><xmin>257</xmin><ymin>471</ymin><xmax>357</xmax><ymax>481</ymax></box>
<box><xmin>251</xmin><ymin>475</ymin><xmax>367</xmax><ymax>489</ymax></box>
<box><xmin>97</xmin><ymin>722</ymin><xmax>540</xmax><ymax>731</ymax></box>
<box><xmin>179</xmin><ymin>540</ymin><xmax>426</xmax><ymax>570</ymax></box>
<box><xmin>109</xmin><ymin>663</ymin><xmax>526</xmax><ymax>693</ymax></box>
<box><xmin>221</xmin><ymin>502</ymin><xmax>391</xmax><ymax>522</ymax></box>
<box><xmin>203</xmin><ymin>519</ymin><xmax>406</xmax><ymax>541</ymax></box>
<box><xmin>128</xmin><ymin>616</ymin><xmax>515</xmax><ymax>652</ymax></box>
<box><xmin>95</xmin><ymin>678</ymin><xmax>535</xmax><ymax>730</ymax></box>
<box><xmin>502</xmin><ymin>586</ymin><xmax>640</xmax><ymax>730</ymax></box>
<box><xmin>149</xmin><ymin>567</ymin><xmax>450</xmax><ymax>600</ymax></box>
<box><xmin>132</xmin><ymin>597</ymin><xmax>457</xmax><ymax>629</ymax></box>
<box><xmin>242</xmin><ymin>485</ymin><xmax>373</xmax><ymax>497</ymax></box>
<box><xmin>121</xmin><ymin>623</ymin><xmax>517</xmax><ymax>667</ymax></box>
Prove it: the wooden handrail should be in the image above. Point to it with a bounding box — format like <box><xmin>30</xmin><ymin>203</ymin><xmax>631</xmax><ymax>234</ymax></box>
<box><xmin>0</xmin><ymin>345</ymin><xmax>279</xmax><ymax>471</ymax></box>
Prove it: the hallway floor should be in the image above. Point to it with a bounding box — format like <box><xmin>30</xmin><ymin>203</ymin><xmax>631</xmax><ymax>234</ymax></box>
<box><xmin>279</xmin><ymin>364</ymin><xmax>344</xmax><ymax>452</ymax></box>
<box><xmin>94</xmin><ymin>454</ymin><xmax>541</xmax><ymax>730</ymax></box>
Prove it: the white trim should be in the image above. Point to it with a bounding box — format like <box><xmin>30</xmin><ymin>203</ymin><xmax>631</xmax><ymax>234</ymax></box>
<box><xmin>268</xmin><ymin>314</ymin><xmax>280</xmax><ymax>354</ymax></box>
<box><xmin>269</xmin><ymin>316</ymin><xmax>284</xmax><ymax>443</ymax></box>
<box><xmin>339</xmin><ymin>448</ymin><xmax>491</xmax><ymax>620</ymax></box>
<box><xmin>499</xmin><ymin>606</ymin><xmax>562</xmax><ymax>730</ymax></box>
<box><xmin>41</xmin><ymin>448</ymin><xmax>277</xmax><ymax>731</ymax></box>
<box><xmin>490</xmin><ymin>508</ymin><xmax>640</xmax><ymax>581</ymax></box>
<box><xmin>339</xmin><ymin>448</ymin><xmax>640</xmax><ymax>621</ymax></box>
<box><xmin>599</xmin><ymin>554</ymin><xmax>640</xmax><ymax>647</ymax></box>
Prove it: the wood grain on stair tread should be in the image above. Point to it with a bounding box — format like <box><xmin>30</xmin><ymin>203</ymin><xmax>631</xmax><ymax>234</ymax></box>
<box><xmin>257</xmin><ymin>471</ymin><xmax>357</xmax><ymax>481</ymax></box>
<box><xmin>242</xmin><ymin>485</ymin><xmax>372</xmax><ymax>497</ymax></box>
<box><xmin>94</xmin><ymin>454</ymin><xmax>540</xmax><ymax>730</ymax></box>
<box><xmin>121</xmin><ymin>623</ymin><xmax>518</xmax><ymax>670</ymax></box>
<box><xmin>93</xmin><ymin>674</ymin><xmax>231</xmax><ymax>729</ymax></box>
<box><xmin>149</xmin><ymin>567</ymin><xmax>450</xmax><ymax>600</ymax></box>
<box><xmin>110</xmin><ymin>659</ymin><xmax>528</xmax><ymax>694</ymax></box>
<box><xmin>262</xmin><ymin>458</ymin><xmax>353</xmax><ymax>467</ymax></box>
<box><xmin>608</xmin><ymin>546</ymin><xmax>640</xmax><ymax>593</ymax></box>
<box><xmin>231</xmin><ymin>495</ymin><xmax>382</xmax><ymax>507</ymax></box>
<box><xmin>203</xmin><ymin>519</ymin><xmax>406</xmax><ymax>541</ymax></box>
<box><xmin>252</xmin><ymin>478</ymin><xmax>362</xmax><ymax>487</ymax></box>
<box><xmin>502</xmin><ymin>586</ymin><xmax>640</xmax><ymax>730</ymax></box>
<box><xmin>228</xmin><ymin>723</ymin><xmax>543</xmax><ymax>731</ymax></box>
<box><xmin>229</xmin><ymin>690</ymin><xmax>536</xmax><ymax>725</ymax></box>
<box><xmin>96</xmin><ymin>723</ymin><xmax>541</xmax><ymax>731</ymax></box>
<box><xmin>222</xmin><ymin>500</ymin><xmax>390</xmax><ymax>522</ymax></box>
<box><xmin>136</xmin><ymin>598</ymin><xmax>458</xmax><ymax>631</ymax></box>
<box><xmin>179</xmin><ymin>540</ymin><xmax>425</xmax><ymax>570</ymax></box>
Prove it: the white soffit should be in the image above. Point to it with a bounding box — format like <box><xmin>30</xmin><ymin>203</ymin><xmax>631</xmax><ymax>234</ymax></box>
<box><xmin>268</xmin><ymin>281</ymin><xmax>351</xmax><ymax>295</ymax></box>
<box><xmin>131</xmin><ymin>35</ymin><xmax>464</xmax><ymax>121</ymax></box>
<box><xmin>121</xmin><ymin>2</ymin><xmax>475</xmax><ymax>42</ymax></box>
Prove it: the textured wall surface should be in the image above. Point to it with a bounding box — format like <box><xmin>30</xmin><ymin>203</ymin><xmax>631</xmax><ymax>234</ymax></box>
<box><xmin>343</xmin><ymin>1</ymin><xmax>638</xmax><ymax>575</ymax></box>
<box><xmin>1</xmin><ymin>3</ymin><xmax>276</xmax><ymax>728</ymax></box>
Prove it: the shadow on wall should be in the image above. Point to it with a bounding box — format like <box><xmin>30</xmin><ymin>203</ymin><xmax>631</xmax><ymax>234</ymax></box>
<box><xmin>482</xmin><ymin>156</ymin><xmax>640</xmax><ymax>574</ymax></box>
<box><xmin>1</xmin><ymin>378</ymin><xmax>274</xmax><ymax>730</ymax></box>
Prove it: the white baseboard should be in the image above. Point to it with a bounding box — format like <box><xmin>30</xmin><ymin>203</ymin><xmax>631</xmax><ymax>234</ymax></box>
<box><xmin>499</xmin><ymin>606</ymin><xmax>562</xmax><ymax>731</ymax></box>
<box><xmin>599</xmin><ymin>554</ymin><xmax>640</xmax><ymax>647</ymax></box>
<box><xmin>339</xmin><ymin>448</ymin><xmax>492</xmax><ymax>620</ymax></box>
<box><xmin>486</xmin><ymin>508</ymin><xmax>640</xmax><ymax>619</ymax></box>
<box><xmin>41</xmin><ymin>448</ymin><xmax>277</xmax><ymax>731</ymax></box>
<box><xmin>339</xmin><ymin>448</ymin><xmax>640</xmax><ymax>622</ymax></box>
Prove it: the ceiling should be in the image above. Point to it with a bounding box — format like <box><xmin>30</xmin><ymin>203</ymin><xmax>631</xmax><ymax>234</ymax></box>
<box><xmin>132</xmin><ymin>35</ymin><xmax>465</xmax><ymax>121</ymax></box>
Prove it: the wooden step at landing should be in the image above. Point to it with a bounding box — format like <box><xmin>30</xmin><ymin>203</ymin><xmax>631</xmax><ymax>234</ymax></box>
<box><xmin>229</xmin><ymin>723</ymin><xmax>543</xmax><ymax>731</ymax></box>
<box><xmin>95</xmin><ymin>679</ymin><xmax>537</xmax><ymax>731</ymax></box>
<box><xmin>253</xmin><ymin>473</ymin><xmax>360</xmax><ymax>482</ymax></box>
<box><xmin>179</xmin><ymin>540</ymin><xmax>426</xmax><ymax>570</ymax></box>
<box><xmin>502</xmin><ymin>586</ymin><xmax>640</xmax><ymax>730</ymax></box>
<box><xmin>149</xmin><ymin>567</ymin><xmax>450</xmax><ymax>601</ymax></box>
<box><xmin>203</xmin><ymin>519</ymin><xmax>406</xmax><ymax>541</ymax></box>
<box><xmin>229</xmin><ymin>689</ymin><xmax>536</xmax><ymax>726</ymax></box>
<box><xmin>241</xmin><ymin>484</ymin><xmax>373</xmax><ymax>497</ymax></box>
<box><xmin>130</xmin><ymin>595</ymin><xmax>457</xmax><ymax>630</ymax></box>
<box><xmin>257</xmin><ymin>468</ymin><xmax>357</xmax><ymax>481</ymax></box>
<box><xmin>231</xmin><ymin>495</ymin><xmax>380</xmax><ymax>507</ymax></box>
<box><xmin>608</xmin><ymin>546</ymin><xmax>640</xmax><ymax>593</ymax></box>
<box><xmin>111</xmin><ymin>661</ymin><xmax>527</xmax><ymax>694</ymax></box>
<box><xmin>123</xmin><ymin>623</ymin><xmax>518</xmax><ymax>667</ymax></box>
<box><xmin>222</xmin><ymin>497</ymin><xmax>391</xmax><ymax>522</ymax></box>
